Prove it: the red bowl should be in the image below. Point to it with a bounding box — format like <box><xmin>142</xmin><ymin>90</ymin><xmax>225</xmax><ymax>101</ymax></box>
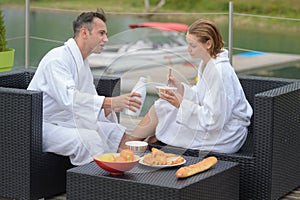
<box><xmin>93</xmin><ymin>153</ymin><xmax>140</xmax><ymax>175</ymax></box>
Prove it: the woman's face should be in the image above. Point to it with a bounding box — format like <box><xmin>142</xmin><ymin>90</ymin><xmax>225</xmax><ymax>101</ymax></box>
<box><xmin>186</xmin><ymin>33</ymin><xmax>210</xmax><ymax>59</ymax></box>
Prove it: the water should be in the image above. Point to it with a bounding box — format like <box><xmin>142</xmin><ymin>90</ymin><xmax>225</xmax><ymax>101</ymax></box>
<box><xmin>3</xmin><ymin>9</ymin><xmax>147</xmax><ymax>68</ymax></box>
<box><xmin>3</xmin><ymin>8</ymin><xmax>300</xmax><ymax>69</ymax></box>
<box><xmin>2</xmin><ymin>8</ymin><xmax>300</xmax><ymax>116</ymax></box>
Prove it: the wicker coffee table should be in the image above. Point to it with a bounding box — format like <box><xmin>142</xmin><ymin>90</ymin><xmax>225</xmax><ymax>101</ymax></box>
<box><xmin>66</xmin><ymin>157</ymin><xmax>239</xmax><ymax>200</ymax></box>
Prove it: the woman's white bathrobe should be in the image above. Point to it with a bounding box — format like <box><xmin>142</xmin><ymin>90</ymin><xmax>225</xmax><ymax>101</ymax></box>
<box><xmin>27</xmin><ymin>38</ymin><xmax>125</xmax><ymax>165</ymax></box>
<box><xmin>154</xmin><ymin>50</ymin><xmax>253</xmax><ymax>153</ymax></box>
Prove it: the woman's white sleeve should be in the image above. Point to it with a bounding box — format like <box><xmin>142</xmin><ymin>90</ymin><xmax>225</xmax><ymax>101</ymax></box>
<box><xmin>176</xmin><ymin>60</ymin><xmax>226</xmax><ymax>132</ymax></box>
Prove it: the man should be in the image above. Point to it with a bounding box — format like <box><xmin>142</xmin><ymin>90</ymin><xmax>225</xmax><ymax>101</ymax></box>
<box><xmin>27</xmin><ymin>10</ymin><xmax>141</xmax><ymax>166</ymax></box>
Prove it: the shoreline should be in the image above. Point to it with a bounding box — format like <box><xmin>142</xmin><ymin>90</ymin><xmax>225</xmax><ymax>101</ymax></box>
<box><xmin>1</xmin><ymin>4</ymin><xmax>299</xmax><ymax>34</ymax></box>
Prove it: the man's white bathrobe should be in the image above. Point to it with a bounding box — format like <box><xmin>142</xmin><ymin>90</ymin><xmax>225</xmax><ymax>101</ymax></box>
<box><xmin>28</xmin><ymin>38</ymin><xmax>125</xmax><ymax>165</ymax></box>
<box><xmin>154</xmin><ymin>50</ymin><xmax>253</xmax><ymax>153</ymax></box>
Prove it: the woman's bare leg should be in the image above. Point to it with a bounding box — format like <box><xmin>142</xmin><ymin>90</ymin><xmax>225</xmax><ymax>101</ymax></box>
<box><xmin>118</xmin><ymin>105</ymin><xmax>158</xmax><ymax>151</ymax></box>
<box><xmin>131</xmin><ymin>105</ymin><xmax>158</xmax><ymax>139</ymax></box>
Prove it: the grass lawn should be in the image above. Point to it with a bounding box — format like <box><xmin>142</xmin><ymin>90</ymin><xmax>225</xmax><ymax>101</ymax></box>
<box><xmin>1</xmin><ymin>0</ymin><xmax>300</xmax><ymax>18</ymax></box>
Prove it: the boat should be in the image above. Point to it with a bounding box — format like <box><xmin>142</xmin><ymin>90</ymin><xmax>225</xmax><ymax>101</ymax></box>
<box><xmin>87</xmin><ymin>22</ymin><xmax>200</xmax><ymax>74</ymax></box>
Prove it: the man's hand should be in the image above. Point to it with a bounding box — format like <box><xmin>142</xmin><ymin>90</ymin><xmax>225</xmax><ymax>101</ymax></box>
<box><xmin>103</xmin><ymin>92</ymin><xmax>142</xmax><ymax>114</ymax></box>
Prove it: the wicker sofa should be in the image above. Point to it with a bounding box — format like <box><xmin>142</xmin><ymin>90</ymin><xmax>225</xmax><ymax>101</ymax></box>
<box><xmin>0</xmin><ymin>69</ymin><xmax>120</xmax><ymax>200</ymax></box>
<box><xmin>150</xmin><ymin>75</ymin><xmax>300</xmax><ymax>200</ymax></box>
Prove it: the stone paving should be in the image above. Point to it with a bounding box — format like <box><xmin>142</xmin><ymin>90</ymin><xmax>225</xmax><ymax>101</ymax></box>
<box><xmin>232</xmin><ymin>52</ymin><xmax>300</xmax><ymax>73</ymax></box>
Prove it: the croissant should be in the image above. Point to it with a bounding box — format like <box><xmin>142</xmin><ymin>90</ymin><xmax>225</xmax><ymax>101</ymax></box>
<box><xmin>143</xmin><ymin>148</ymin><xmax>184</xmax><ymax>166</ymax></box>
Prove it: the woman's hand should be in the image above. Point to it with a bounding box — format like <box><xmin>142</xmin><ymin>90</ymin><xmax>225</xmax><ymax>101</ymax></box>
<box><xmin>168</xmin><ymin>75</ymin><xmax>184</xmax><ymax>95</ymax></box>
<box><xmin>160</xmin><ymin>89</ymin><xmax>182</xmax><ymax>108</ymax></box>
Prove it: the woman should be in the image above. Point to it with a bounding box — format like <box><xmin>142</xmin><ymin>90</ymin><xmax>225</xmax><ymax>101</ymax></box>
<box><xmin>131</xmin><ymin>19</ymin><xmax>253</xmax><ymax>153</ymax></box>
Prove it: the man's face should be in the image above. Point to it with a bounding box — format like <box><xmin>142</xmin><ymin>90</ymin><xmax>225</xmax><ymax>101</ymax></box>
<box><xmin>88</xmin><ymin>17</ymin><xmax>108</xmax><ymax>54</ymax></box>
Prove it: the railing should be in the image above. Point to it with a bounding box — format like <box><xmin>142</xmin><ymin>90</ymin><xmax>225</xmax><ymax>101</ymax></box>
<box><xmin>5</xmin><ymin>1</ymin><xmax>300</xmax><ymax>70</ymax></box>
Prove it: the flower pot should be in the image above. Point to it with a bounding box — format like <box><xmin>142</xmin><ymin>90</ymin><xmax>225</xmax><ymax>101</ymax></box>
<box><xmin>0</xmin><ymin>48</ymin><xmax>15</xmax><ymax>72</ymax></box>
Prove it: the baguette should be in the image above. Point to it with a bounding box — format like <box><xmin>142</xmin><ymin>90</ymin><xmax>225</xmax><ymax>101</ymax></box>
<box><xmin>175</xmin><ymin>156</ymin><xmax>218</xmax><ymax>178</ymax></box>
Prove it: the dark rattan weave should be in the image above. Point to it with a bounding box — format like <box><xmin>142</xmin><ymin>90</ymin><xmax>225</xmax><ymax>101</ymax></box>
<box><xmin>150</xmin><ymin>75</ymin><xmax>300</xmax><ymax>200</ymax></box>
<box><xmin>0</xmin><ymin>69</ymin><xmax>120</xmax><ymax>200</ymax></box>
<box><xmin>67</xmin><ymin>158</ymin><xmax>239</xmax><ymax>200</ymax></box>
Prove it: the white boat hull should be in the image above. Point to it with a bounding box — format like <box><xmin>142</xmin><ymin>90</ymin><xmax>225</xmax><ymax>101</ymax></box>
<box><xmin>88</xmin><ymin>46</ymin><xmax>199</xmax><ymax>73</ymax></box>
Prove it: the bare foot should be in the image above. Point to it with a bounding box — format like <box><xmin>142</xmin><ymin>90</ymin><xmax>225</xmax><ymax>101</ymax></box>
<box><xmin>146</xmin><ymin>135</ymin><xmax>158</xmax><ymax>144</ymax></box>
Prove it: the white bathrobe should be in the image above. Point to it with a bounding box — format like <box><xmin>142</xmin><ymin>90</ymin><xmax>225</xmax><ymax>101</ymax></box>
<box><xmin>28</xmin><ymin>38</ymin><xmax>125</xmax><ymax>165</ymax></box>
<box><xmin>155</xmin><ymin>50</ymin><xmax>253</xmax><ymax>153</ymax></box>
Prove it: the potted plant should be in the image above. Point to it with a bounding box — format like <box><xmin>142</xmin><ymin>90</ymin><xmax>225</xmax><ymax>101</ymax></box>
<box><xmin>0</xmin><ymin>9</ymin><xmax>14</xmax><ymax>72</ymax></box>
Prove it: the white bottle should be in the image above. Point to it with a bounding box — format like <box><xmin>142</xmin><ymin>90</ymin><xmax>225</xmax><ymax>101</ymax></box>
<box><xmin>124</xmin><ymin>77</ymin><xmax>147</xmax><ymax>117</ymax></box>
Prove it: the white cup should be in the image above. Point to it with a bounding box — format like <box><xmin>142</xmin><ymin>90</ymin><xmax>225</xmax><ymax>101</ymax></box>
<box><xmin>155</xmin><ymin>85</ymin><xmax>177</xmax><ymax>97</ymax></box>
<box><xmin>125</xmin><ymin>141</ymin><xmax>148</xmax><ymax>156</ymax></box>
